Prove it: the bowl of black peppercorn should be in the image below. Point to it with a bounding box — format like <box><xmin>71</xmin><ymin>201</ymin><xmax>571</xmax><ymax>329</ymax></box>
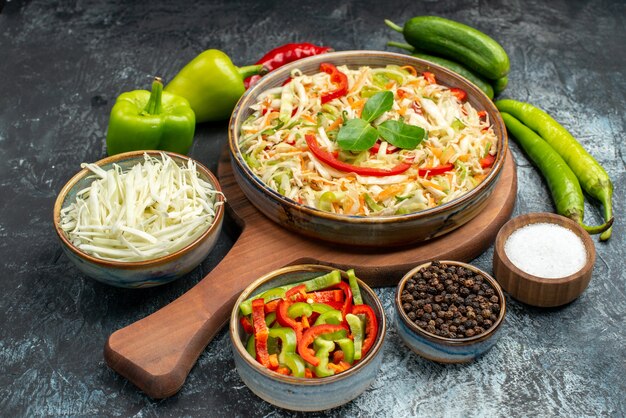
<box><xmin>395</xmin><ymin>260</ymin><xmax>506</xmax><ymax>363</ymax></box>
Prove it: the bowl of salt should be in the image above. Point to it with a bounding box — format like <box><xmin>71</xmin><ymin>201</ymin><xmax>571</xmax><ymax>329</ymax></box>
<box><xmin>492</xmin><ymin>212</ymin><xmax>596</xmax><ymax>307</ymax></box>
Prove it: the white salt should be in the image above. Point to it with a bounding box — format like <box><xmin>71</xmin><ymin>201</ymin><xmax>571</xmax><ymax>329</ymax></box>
<box><xmin>504</xmin><ymin>222</ymin><xmax>587</xmax><ymax>279</ymax></box>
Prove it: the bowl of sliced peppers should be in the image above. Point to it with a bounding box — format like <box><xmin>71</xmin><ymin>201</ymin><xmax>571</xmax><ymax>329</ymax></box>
<box><xmin>229</xmin><ymin>264</ymin><xmax>386</xmax><ymax>412</ymax></box>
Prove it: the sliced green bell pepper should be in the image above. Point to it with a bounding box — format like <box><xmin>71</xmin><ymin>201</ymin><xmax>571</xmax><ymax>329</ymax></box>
<box><xmin>282</xmin><ymin>352</ymin><xmax>306</xmax><ymax>378</ymax></box>
<box><xmin>347</xmin><ymin>269</ymin><xmax>363</xmax><ymax>305</ymax></box>
<box><xmin>239</xmin><ymin>270</ymin><xmax>342</xmax><ymax>315</ymax></box>
<box><xmin>313</xmin><ymin>309</ymin><xmax>343</xmax><ymax>326</ymax></box>
<box><xmin>287</xmin><ymin>302</ymin><xmax>313</xmax><ymax>319</ymax></box>
<box><xmin>106</xmin><ymin>77</ymin><xmax>195</xmax><ymax>156</ymax></box>
<box><xmin>336</xmin><ymin>338</ymin><xmax>355</xmax><ymax>364</ymax></box>
<box><xmin>346</xmin><ymin>313</ymin><xmax>364</xmax><ymax>360</ymax></box>
<box><xmin>313</xmin><ymin>337</ymin><xmax>336</xmax><ymax>377</ymax></box>
<box><xmin>165</xmin><ymin>49</ymin><xmax>266</xmax><ymax>122</ymax></box>
<box><xmin>246</xmin><ymin>334</ymin><xmax>256</xmax><ymax>358</ymax></box>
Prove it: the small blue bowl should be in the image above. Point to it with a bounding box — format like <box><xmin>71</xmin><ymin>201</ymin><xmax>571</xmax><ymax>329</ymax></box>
<box><xmin>53</xmin><ymin>150</ymin><xmax>225</xmax><ymax>288</ymax></box>
<box><xmin>395</xmin><ymin>260</ymin><xmax>506</xmax><ymax>363</ymax></box>
<box><xmin>229</xmin><ymin>264</ymin><xmax>386</xmax><ymax>412</ymax></box>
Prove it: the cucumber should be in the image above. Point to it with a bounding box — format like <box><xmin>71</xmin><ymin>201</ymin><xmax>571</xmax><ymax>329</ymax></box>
<box><xmin>493</xmin><ymin>75</ymin><xmax>508</xmax><ymax>95</ymax></box>
<box><xmin>413</xmin><ymin>52</ymin><xmax>494</xmax><ymax>99</ymax></box>
<box><xmin>386</xmin><ymin>16</ymin><xmax>510</xmax><ymax>80</ymax></box>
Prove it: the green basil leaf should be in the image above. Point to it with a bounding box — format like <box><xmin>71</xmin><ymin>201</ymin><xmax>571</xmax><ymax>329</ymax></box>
<box><xmin>361</xmin><ymin>91</ymin><xmax>393</xmax><ymax>123</ymax></box>
<box><xmin>378</xmin><ymin>120</ymin><xmax>427</xmax><ymax>149</ymax></box>
<box><xmin>337</xmin><ymin>118</ymin><xmax>379</xmax><ymax>151</ymax></box>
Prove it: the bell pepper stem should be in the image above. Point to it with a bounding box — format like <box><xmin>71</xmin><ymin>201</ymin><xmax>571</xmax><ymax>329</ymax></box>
<box><xmin>384</xmin><ymin>19</ymin><xmax>405</xmax><ymax>33</ymax></box>
<box><xmin>238</xmin><ymin>64</ymin><xmax>268</xmax><ymax>79</ymax></box>
<box><xmin>143</xmin><ymin>76</ymin><xmax>163</xmax><ymax>115</ymax></box>
<box><xmin>387</xmin><ymin>41</ymin><xmax>415</xmax><ymax>52</ymax></box>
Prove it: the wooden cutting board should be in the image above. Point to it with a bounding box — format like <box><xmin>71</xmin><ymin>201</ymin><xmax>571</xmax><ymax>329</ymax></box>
<box><xmin>104</xmin><ymin>148</ymin><xmax>517</xmax><ymax>399</ymax></box>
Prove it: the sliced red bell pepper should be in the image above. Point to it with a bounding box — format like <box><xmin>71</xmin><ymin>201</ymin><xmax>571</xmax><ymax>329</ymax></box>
<box><xmin>369</xmin><ymin>139</ymin><xmax>399</xmax><ymax>155</ymax></box>
<box><xmin>480</xmin><ymin>153</ymin><xmax>496</xmax><ymax>169</ymax></box>
<box><xmin>264</xmin><ymin>299</ymin><xmax>281</xmax><ymax>313</ymax></box>
<box><xmin>332</xmin><ymin>281</ymin><xmax>353</xmax><ymax>324</ymax></box>
<box><xmin>417</xmin><ymin>163</ymin><xmax>454</xmax><ymax>177</ymax></box>
<box><xmin>423</xmin><ymin>71</ymin><xmax>436</xmax><ymax>84</ymax></box>
<box><xmin>276</xmin><ymin>299</ymin><xmax>304</xmax><ymax>342</ymax></box>
<box><xmin>449</xmin><ymin>87</ymin><xmax>467</xmax><ymax>102</ymax></box>
<box><xmin>308</xmin><ymin>289</ymin><xmax>344</xmax><ymax>304</ymax></box>
<box><xmin>351</xmin><ymin>304</ymin><xmax>378</xmax><ymax>358</ymax></box>
<box><xmin>297</xmin><ymin>324</ymin><xmax>349</xmax><ymax>367</ymax></box>
<box><xmin>240</xmin><ymin>315</ymin><xmax>255</xmax><ymax>335</ymax></box>
<box><xmin>305</xmin><ymin>134</ymin><xmax>411</xmax><ymax>177</ymax></box>
<box><xmin>477</xmin><ymin>110</ymin><xmax>487</xmax><ymax>119</ymax></box>
<box><xmin>252</xmin><ymin>298</ymin><xmax>274</xmax><ymax>369</ymax></box>
<box><xmin>320</xmin><ymin>63</ymin><xmax>348</xmax><ymax>104</ymax></box>
<box><xmin>286</xmin><ymin>284</ymin><xmax>307</xmax><ymax>302</ymax></box>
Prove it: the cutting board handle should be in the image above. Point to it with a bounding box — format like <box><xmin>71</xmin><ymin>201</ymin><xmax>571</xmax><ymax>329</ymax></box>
<box><xmin>103</xmin><ymin>222</ymin><xmax>289</xmax><ymax>399</ymax></box>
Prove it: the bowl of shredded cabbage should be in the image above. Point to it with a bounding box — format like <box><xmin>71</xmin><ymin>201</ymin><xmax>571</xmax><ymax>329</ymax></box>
<box><xmin>229</xmin><ymin>50</ymin><xmax>507</xmax><ymax>247</ymax></box>
<box><xmin>53</xmin><ymin>151</ymin><xmax>225</xmax><ymax>288</ymax></box>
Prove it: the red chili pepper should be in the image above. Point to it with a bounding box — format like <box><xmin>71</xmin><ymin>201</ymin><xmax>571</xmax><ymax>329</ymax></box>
<box><xmin>240</xmin><ymin>316</ymin><xmax>255</xmax><ymax>335</ymax></box>
<box><xmin>297</xmin><ymin>324</ymin><xmax>348</xmax><ymax>367</ymax></box>
<box><xmin>245</xmin><ymin>42</ymin><xmax>333</xmax><ymax>88</ymax></box>
<box><xmin>351</xmin><ymin>304</ymin><xmax>378</xmax><ymax>357</ymax></box>
<box><xmin>480</xmin><ymin>153</ymin><xmax>496</xmax><ymax>168</ymax></box>
<box><xmin>252</xmin><ymin>298</ymin><xmax>275</xmax><ymax>369</ymax></box>
<box><xmin>305</xmin><ymin>134</ymin><xmax>412</xmax><ymax>177</ymax></box>
<box><xmin>320</xmin><ymin>63</ymin><xmax>349</xmax><ymax>104</ymax></box>
<box><xmin>449</xmin><ymin>87</ymin><xmax>467</xmax><ymax>102</ymax></box>
<box><xmin>418</xmin><ymin>163</ymin><xmax>454</xmax><ymax>177</ymax></box>
<box><xmin>423</xmin><ymin>71</ymin><xmax>436</xmax><ymax>84</ymax></box>
<box><xmin>369</xmin><ymin>139</ymin><xmax>399</xmax><ymax>155</ymax></box>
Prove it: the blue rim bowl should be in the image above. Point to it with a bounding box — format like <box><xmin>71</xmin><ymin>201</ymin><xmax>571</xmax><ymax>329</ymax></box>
<box><xmin>395</xmin><ymin>260</ymin><xmax>506</xmax><ymax>363</ymax></box>
<box><xmin>229</xmin><ymin>264</ymin><xmax>387</xmax><ymax>412</ymax></box>
<box><xmin>53</xmin><ymin>150</ymin><xmax>225</xmax><ymax>288</ymax></box>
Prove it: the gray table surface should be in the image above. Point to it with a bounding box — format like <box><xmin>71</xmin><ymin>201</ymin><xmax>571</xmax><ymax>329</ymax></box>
<box><xmin>1</xmin><ymin>0</ymin><xmax>624</xmax><ymax>416</ymax></box>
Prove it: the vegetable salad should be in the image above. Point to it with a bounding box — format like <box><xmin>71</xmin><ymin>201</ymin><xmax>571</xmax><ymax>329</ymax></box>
<box><xmin>239</xmin><ymin>64</ymin><xmax>498</xmax><ymax>216</ymax></box>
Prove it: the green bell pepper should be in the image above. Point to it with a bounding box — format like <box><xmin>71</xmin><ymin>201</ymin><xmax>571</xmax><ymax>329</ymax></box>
<box><xmin>165</xmin><ymin>49</ymin><xmax>266</xmax><ymax>122</ymax></box>
<box><xmin>346</xmin><ymin>269</ymin><xmax>363</xmax><ymax>305</ymax></box>
<box><xmin>106</xmin><ymin>77</ymin><xmax>195</xmax><ymax>156</ymax></box>
<box><xmin>287</xmin><ymin>302</ymin><xmax>313</xmax><ymax>319</ymax></box>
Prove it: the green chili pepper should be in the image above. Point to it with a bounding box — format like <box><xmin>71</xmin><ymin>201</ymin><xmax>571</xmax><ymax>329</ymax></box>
<box><xmin>336</xmin><ymin>338</ymin><xmax>355</xmax><ymax>364</ymax></box>
<box><xmin>346</xmin><ymin>269</ymin><xmax>363</xmax><ymax>305</ymax></box>
<box><xmin>500</xmin><ymin>112</ymin><xmax>611</xmax><ymax>235</ymax></box>
<box><xmin>313</xmin><ymin>309</ymin><xmax>343</xmax><ymax>326</ymax></box>
<box><xmin>287</xmin><ymin>302</ymin><xmax>314</xmax><ymax>319</ymax></box>
<box><xmin>496</xmin><ymin>100</ymin><xmax>614</xmax><ymax>239</ymax></box>
<box><xmin>106</xmin><ymin>77</ymin><xmax>195</xmax><ymax>156</ymax></box>
<box><xmin>313</xmin><ymin>338</ymin><xmax>336</xmax><ymax>377</ymax></box>
<box><xmin>346</xmin><ymin>313</ymin><xmax>364</xmax><ymax>360</ymax></box>
<box><xmin>165</xmin><ymin>49</ymin><xmax>266</xmax><ymax>122</ymax></box>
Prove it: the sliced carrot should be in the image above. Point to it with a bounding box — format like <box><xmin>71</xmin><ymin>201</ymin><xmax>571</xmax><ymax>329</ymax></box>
<box><xmin>327</xmin><ymin>117</ymin><xmax>344</xmax><ymax>132</ymax></box>
<box><xmin>401</xmin><ymin>65</ymin><xmax>417</xmax><ymax>76</ymax></box>
<box><xmin>377</xmin><ymin>184</ymin><xmax>405</xmax><ymax>201</ymax></box>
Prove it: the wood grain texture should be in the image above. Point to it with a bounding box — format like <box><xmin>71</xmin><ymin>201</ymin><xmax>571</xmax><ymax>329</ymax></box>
<box><xmin>103</xmin><ymin>148</ymin><xmax>516</xmax><ymax>398</ymax></box>
<box><xmin>492</xmin><ymin>212</ymin><xmax>596</xmax><ymax>307</ymax></box>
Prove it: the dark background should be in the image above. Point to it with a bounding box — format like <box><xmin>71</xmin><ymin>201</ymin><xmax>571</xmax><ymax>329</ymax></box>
<box><xmin>1</xmin><ymin>0</ymin><xmax>624</xmax><ymax>416</ymax></box>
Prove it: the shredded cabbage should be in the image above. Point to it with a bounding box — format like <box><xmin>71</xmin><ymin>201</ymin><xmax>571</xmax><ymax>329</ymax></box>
<box><xmin>60</xmin><ymin>153</ymin><xmax>224</xmax><ymax>262</ymax></box>
<box><xmin>239</xmin><ymin>65</ymin><xmax>497</xmax><ymax>216</ymax></box>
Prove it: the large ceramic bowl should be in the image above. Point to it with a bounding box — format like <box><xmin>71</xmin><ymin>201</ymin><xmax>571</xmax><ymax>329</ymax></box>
<box><xmin>230</xmin><ymin>264</ymin><xmax>386</xmax><ymax>412</ymax></box>
<box><xmin>395</xmin><ymin>260</ymin><xmax>506</xmax><ymax>363</ymax></box>
<box><xmin>228</xmin><ymin>50</ymin><xmax>508</xmax><ymax>247</ymax></box>
<box><xmin>53</xmin><ymin>150</ymin><xmax>225</xmax><ymax>288</ymax></box>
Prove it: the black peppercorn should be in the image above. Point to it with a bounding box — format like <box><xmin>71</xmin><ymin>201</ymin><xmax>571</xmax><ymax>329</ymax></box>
<box><xmin>400</xmin><ymin>262</ymin><xmax>501</xmax><ymax>340</ymax></box>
